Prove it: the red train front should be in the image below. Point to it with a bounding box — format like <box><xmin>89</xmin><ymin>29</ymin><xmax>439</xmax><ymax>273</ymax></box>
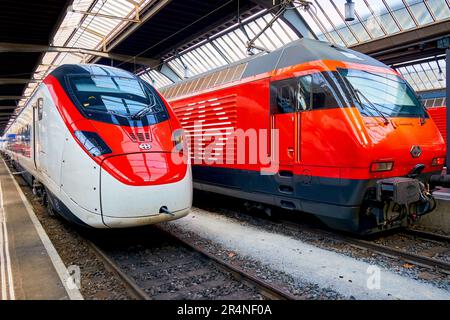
<box><xmin>162</xmin><ymin>39</ymin><xmax>446</xmax><ymax>234</ymax></box>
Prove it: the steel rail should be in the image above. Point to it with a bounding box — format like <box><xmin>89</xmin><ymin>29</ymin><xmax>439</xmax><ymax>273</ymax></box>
<box><xmin>84</xmin><ymin>240</ymin><xmax>151</xmax><ymax>300</ymax></box>
<box><xmin>403</xmin><ymin>228</ymin><xmax>450</xmax><ymax>244</ymax></box>
<box><xmin>158</xmin><ymin>228</ymin><xmax>297</xmax><ymax>300</ymax></box>
<box><xmin>341</xmin><ymin>235</ymin><xmax>450</xmax><ymax>275</ymax></box>
<box><xmin>269</xmin><ymin>218</ymin><xmax>450</xmax><ymax>275</ymax></box>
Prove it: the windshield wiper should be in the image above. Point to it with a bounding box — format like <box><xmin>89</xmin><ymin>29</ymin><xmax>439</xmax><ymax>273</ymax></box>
<box><xmin>354</xmin><ymin>89</ymin><xmax>390</xmax><ymax>125</ymax></box>
<box><xmin>131</xmin><ymin>104</ymin><xmax>161</xmax><ymax>120</ymax></box>
<box><xmin>87</xmin><ymin>108</ymin><xmax>132</xmax><ymax>119</ymax></box>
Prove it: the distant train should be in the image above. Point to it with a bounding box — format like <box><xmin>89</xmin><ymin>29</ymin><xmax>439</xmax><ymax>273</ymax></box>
<box><xmin>425</xmin><ymin>98</ymin><xmax>446</xmax><ymax>143</ymax></box>
<box><xmin>161</xmin><ymin>38</ymin><xmax>446</xmax><ymax>234</ymax></box>
<box><xmin>2</xmin><ymin>64</ymin><xmax>192</xmax><ymax>228</ymax></box>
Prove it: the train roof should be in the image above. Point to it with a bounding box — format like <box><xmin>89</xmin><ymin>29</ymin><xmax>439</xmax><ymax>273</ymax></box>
<box><xmin>48</xmin><ymin>64</ymin><xmax>137</xmax><ymax>83</ymax></box>
<box><xmin>160</xmin><ymin>38</ymin><xmax>389</xmax><ymax>101</ymax></box>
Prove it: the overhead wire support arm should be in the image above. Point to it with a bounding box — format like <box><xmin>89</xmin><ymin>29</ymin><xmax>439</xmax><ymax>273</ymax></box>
<box><xmin>246</xmin><ymin>0</ymin><xmax>312</xmax><ymax>55</ymax></box>
<box><xmin>67</xmin><ymin>5</ymin><xmax>142</xmax><ymax>23</ymax></box>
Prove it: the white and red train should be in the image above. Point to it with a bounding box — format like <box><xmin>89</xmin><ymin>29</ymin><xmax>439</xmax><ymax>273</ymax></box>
<box><xmin>1</xmin><ymin>64</ymin><xmax>192</xmax><ymax>228</ymax></box>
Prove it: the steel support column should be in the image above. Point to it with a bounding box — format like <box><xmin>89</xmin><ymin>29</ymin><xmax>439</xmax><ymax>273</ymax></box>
<box><xmin>159</xmin><ymin>63</ymin><xmax>182</xmax><ymax>83</ymax></box>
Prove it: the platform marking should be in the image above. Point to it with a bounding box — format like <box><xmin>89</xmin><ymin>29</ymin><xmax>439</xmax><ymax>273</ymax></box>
<box><xmin>0</xmin><ymin>198</ymin><xmax>6</xmax><ymax>300</ymax></box>
<box><xmin>0</xmin><ymin>179</ymin><xmax>15</xmax><ymax>300</ymax></box>
<box><xmin>2</xmin><ymin>159</ymin><xmax>83</xmax><ymax>300</ymax></box>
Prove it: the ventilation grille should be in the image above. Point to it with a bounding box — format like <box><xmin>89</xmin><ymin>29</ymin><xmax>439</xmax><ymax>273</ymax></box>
<box><xmin>428</xmin><ymin>106</ymin><xmax>447</xmax><ymax>143</ymax></box>
<box><xmin>127</xmin><ymin>131</ymin><xmax>151</xmax><ymax>142</ymax></box>
<box><xmin>160</xmin><ymin>63</ymin><xmax>246</xmax><ymax>101</ymax></box>
<box><xmin>172</xmin><ymin>94</ymin><xmax>238</xmax><ymax>163</ymax></box>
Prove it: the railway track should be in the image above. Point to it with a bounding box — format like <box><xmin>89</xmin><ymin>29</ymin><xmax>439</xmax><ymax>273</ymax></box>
<box><xmin>403</xmin><ymin>228</ymin><xmax>450</xmax><ymax>244</ymax></box>
<box><xmin>340</xmin><ymin>232</ymin><xmax>450</xmax><ymax>275</ymax></box>
<box><xmin>85</xmin><ymin>240</ymin><xmax>151</xmax><ymax>300</ymax></box>
<box><xmin>194</xmin><ymin>193</ymin><xmax>450</xmax><ymax>276</ymax></box>
<box><xmin>259</xmin><ymin>216</ymin><xmax>450</xmax><ymax>275</ymax></box>
<box><xmin>5</xmin><ymin>158</ymin><xmax>297</xmax><ymax>301</ymax></box>
<box><xmin>85</xmin><ymin>227</ymin><xmax>297</xmax><ymax>300</ymax></box>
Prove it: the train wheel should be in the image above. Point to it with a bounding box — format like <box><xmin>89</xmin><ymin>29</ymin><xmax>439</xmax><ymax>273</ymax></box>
<box><xmin>45</xmin><ymin>188</ymin><xmax>57</xmax><ymax>217</ymax></box>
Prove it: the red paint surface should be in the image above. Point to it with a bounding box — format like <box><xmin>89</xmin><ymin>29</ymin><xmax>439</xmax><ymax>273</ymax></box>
<box><xmin>428</xmin><ymin>106</ymin><xmax>446</xmax><ymax>143</ymax></box>
<box><xmin>41</xmin><ymin>75</ymin><xmax>187</xmax><ymax>186</ymax></box>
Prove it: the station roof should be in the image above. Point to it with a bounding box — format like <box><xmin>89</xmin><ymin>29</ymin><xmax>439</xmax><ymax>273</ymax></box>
<box><xmin>0</xmin><ymin>0</ymin><xmax>70</xmax><ymax>132</ymax></box>
<box><xmin>0</xmin><ymin>0</ymin><xmax>448</xmax><ymax>134</ymax></box>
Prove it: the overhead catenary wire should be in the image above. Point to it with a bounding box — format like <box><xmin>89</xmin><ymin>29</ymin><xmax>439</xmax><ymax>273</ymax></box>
<box><xmin>115</xmin><ymin>0</ymin><xmax>236</xmax><ymax>69</ymax></box>
<box><xmin>131</xmin><ymin>0</ymin><xmax>298</xmax><ymax>77</ymax></box>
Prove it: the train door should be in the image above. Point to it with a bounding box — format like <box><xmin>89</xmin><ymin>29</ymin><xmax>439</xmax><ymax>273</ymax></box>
<box><xmin>32</xmin><ymin>99</ymin><xmax>39</xmax><ymax>169</ymax></box>
<box><xmin>33</xmin><ymin>96</ymin><xmax>46</xmax><ymax>173</ymax></box>
<box><xmin>270</xmin><ymin>76</ymin><xmax>307</xmax><ymax>167</ymax></box>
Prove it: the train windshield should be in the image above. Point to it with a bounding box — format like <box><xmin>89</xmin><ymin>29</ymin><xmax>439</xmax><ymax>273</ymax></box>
<box><xmin>67</xmin><ymin>75</ymin><xmax>168</xmax><ymax>123</ymax></box>
<box><xmin>338</xmin><ymin>68</ymin><xmax>427</xmax><ymax>118</ymax></box>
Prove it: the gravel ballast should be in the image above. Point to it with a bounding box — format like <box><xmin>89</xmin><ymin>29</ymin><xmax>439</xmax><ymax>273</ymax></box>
<box><xmin>163</xmin><ymin>208</ymin><xmax>450</xmax><ymax>300</ymax></box>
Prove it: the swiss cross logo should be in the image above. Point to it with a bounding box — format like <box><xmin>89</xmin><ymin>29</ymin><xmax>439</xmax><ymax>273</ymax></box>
<box><xmin>410</xmin><ymin>145</ymin><xmax>422</xmax><ymax>158</ymax></box>
<box><xmin>139</xmin><ymin>143</ymin><xmax>152</xmax><ymax>150</ymax></box>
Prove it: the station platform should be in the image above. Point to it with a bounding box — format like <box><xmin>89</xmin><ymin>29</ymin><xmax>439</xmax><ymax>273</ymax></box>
<box><xmin>0</xmin><ymin>159</ymin><xmax>83</xmax><ymax>300</ymax></box>
<box><xmin>418</xmin><ymin>188</ymin><xmax>450</xmax><ymax>234</ymax></box>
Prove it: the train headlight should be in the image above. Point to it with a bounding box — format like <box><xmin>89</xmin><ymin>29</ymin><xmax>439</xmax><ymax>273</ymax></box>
<box><xmin>431</xmin><ymin>157</ymin><xmax>446</xmax><ymax>166</ymax></box>
<box><xmin>74</xmin><ymin>130</ymin><xmax>112</xmax><ymax>157</ymax></box>
<box><xmin>173</xmin><ymin>129</ymin><xmax>185</xmax><ymax>152</ymax></box>
<box><xmin>370</xmin><ymin>161</ymin><xmax>394</xmax><ymax>172</ymax></box>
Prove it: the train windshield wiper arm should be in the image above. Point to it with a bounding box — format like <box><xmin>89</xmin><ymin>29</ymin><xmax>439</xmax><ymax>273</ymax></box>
<box><xmin>353</xmin><ymin>89</ymin><xmax>390</xmax><ymax>125</ymax></box>
<box><xmin>87</xmin><ymin>108</ymin><xmax>131</xmax><ymax>119</ymax></box>
<box><xmin>131</xmin><ymin>103</ymin><xmax>159</xmax><ymax>120</ymax></box>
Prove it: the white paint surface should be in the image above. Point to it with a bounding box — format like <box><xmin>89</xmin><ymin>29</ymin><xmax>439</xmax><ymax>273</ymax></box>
<box><xmin>170</xmin><ymin>208</ymin><xmax>450</xmax><ymax>300</ymax></box>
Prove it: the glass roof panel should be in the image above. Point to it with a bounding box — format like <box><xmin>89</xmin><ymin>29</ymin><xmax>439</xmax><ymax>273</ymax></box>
<box><xmin>378</xmin><ymin>10</ymin><xmax>401</xmax><ymax>34</ymax></box>
<box><xmin>409</xmin><ymin>2</ymin><xmax>434</xmax><ymax>24</ymax></box>
<box><xmin>396</xmin><ymin>57</ymin><xmax>446</xmax><ymax>92</ymax></box>
<box><xmin>140</xmin><ymin>70</ymin><xmax>173</xmax><ymax>88</ymax></box>
<box><xmin>298</xmin><ymin>0</ymin><xmax>449</xmax><ymax>46</ymax></box>
<box><xmin>426</xmin><ymin>0</ymin><xmax>450</xmax><ymax>19</ymax></box>
<box><xmin>152</xmin><ymin>10</ymin><xmax>301</xmax><ymax>81</ymax></box>
<box><xmin>391</xmin><ymin>6</ymin><xmax>417</xmax><ymax>30</ymax></box>
<box><xmin>17</xmin><ymin>0</ymin><xmax>158</xmax><ymax>115</ymax></box>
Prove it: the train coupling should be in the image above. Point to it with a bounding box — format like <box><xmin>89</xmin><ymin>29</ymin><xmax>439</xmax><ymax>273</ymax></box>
<box><xmin>159</xmin><ymin>206</ymin><xmax>175</xmax><ymax>216</ymax></box>
<box><xmin>375</xmin><ymin>177</ymin><xmax>436</xmax><ymax>222</ymax></box>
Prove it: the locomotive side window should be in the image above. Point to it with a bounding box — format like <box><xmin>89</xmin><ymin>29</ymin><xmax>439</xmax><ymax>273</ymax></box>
<box><xmin>272</xmin><ymin>78</ymin><xmax>298</xmax><ymax>114</ymax></box>
<box><xmin>271</xmin><ymin>73</ymin><xmax>339</xmax><ymax>113</ymax></box>
<box><xmin>297</xmin><ymin>75</ymin><xmax>312</xmax><ymax>111</ymax></box>
<box><xmin>37</xmin><ymin>98</ymin><xmax>44</xmax><ymax>120</ymax></box>
<box><xmin>309</xmin><ymin>73</ymin><xmax>340</xmax><ymax>110</ymax></box>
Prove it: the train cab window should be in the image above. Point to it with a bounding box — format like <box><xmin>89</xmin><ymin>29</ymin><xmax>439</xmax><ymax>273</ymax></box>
<box><xmin>338</xmin><ymin>68</ymin><xmax>428</xmax><ymax>118</ymax></box>
<box><xmin>37</xmin><ymin>98</ymin><xmax>44</xmax><ymax>120</ymax></box>
<box><xmin>67</xmin><ymin>75</ymin><xmax>169</xmax><ymax>126</ymax></box>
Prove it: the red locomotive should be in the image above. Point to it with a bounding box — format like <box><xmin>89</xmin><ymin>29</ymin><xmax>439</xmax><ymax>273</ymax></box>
<box><xmin>161</xmin><ymin>39</ymin><xmax>446</xmax><ymax>234</ymax></box>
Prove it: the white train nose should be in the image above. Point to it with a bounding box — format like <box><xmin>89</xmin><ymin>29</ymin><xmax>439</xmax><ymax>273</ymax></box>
<box><xmin>99</xmin><ymin>153</ymin><xmax>192</xmax><ymax>227</ymax></box>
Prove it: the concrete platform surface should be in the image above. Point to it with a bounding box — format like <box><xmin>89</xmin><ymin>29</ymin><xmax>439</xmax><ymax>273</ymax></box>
<box><xmin>0</xmin><ymin>159</ymin><xmax>83</xmax><ymax>300</ymax></box>
<box><xmin>170</xmin><ymin>208</ymin><xmax>450</xmax><ymax>300</ymax></box>
<box><xmin>419</xmin><ymin>188</ymin><xmax>450</xmax><ymax>233</ymax></box>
